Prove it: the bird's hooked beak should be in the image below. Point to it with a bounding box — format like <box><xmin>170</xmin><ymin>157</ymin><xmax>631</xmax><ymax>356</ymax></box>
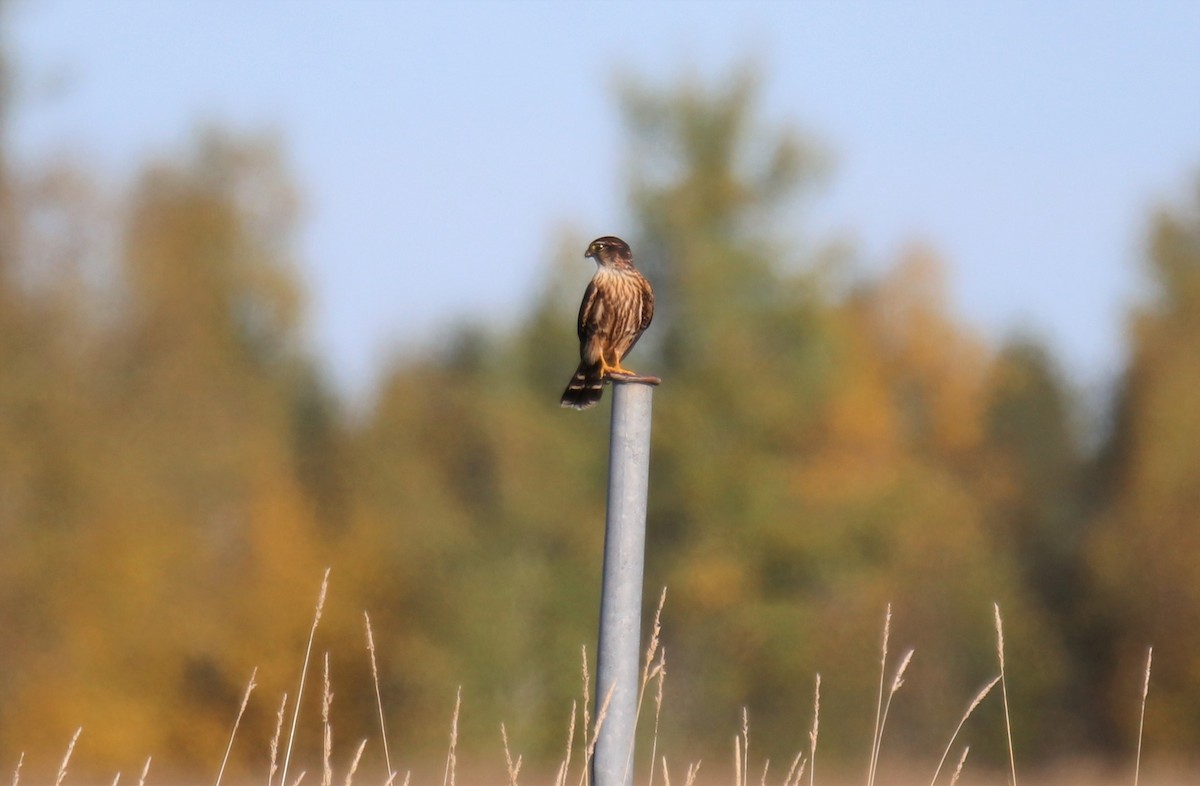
<box><xmin>584</xmin><ymin>243</ymin><xmax>598</xmax><ymax>259</ymax></box>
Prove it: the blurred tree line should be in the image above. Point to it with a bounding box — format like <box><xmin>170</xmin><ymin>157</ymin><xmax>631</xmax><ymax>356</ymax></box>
<box><xmin>2</xmin><ymin>33</ymin><xmax>1200</xmax><ymax>778</ymax></box>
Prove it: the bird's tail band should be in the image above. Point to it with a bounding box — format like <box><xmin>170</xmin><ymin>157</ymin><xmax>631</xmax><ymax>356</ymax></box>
<box><xmin>560</xmin><ymin>362</ymin><xmax>604</xmax><ymax>409</ymax></box>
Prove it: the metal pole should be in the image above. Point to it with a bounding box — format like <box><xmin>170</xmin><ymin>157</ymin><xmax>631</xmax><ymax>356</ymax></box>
<box><xmin>593</xmin><ymin>379</ymin><xmax>655</xmax><ymax>786</ymax></box>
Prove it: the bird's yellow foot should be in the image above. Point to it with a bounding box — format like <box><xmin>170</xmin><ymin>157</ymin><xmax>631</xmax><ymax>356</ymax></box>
<box><xmin>599</xmin><ymin>358</ymin><xmax>637</xmax><ymax>379</ymax></box>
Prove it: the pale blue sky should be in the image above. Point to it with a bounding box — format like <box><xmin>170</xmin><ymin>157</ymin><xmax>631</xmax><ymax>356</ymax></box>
<box><xmin>8</xmin><ymin>1</ymin><xmax>1200</xmax><ymax>401</ymax></box>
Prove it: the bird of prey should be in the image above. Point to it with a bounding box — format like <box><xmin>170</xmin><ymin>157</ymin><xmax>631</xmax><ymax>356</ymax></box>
<box><xmin>560</xmin><ymin>236</ymin><xmax>655</xmax><ymax>410</ymax></box>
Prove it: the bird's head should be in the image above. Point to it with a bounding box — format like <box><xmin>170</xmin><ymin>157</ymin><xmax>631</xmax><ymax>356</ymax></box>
<box><xmin>585</xmin><ymin>236</ymin><xmax>633</xmax><ymax>268</ymax></box>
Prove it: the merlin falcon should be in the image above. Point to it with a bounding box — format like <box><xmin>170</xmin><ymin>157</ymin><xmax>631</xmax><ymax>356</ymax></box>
<box><xmin>560</xmin><ymin>236</ymin><xmax>655</xmax><ymax>410</ymax></box>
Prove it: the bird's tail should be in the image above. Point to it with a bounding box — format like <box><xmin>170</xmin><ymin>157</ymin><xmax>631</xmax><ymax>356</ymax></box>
<box><xmin>560</xmin><ymin>362</ymin><xmax>604</xmax><ymax>409</ymax></box>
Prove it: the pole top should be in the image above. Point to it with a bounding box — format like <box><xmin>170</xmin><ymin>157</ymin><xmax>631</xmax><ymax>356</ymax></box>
<box><xmin>609</xmin><ymin>372</ymin><xmax>662</xmax><ymax>387</ymax></box>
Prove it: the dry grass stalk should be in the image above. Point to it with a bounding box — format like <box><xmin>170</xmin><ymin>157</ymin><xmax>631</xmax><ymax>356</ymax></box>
<box><xmin>53</xmin><ymin>727</ymin><xmax>82</xmax><ymax>786</ymax></box>
<box><xmin>364</xmin><ymin>612</ymin><xmax>394</xmax><ymax>780</ymax></box>
<box><xmin>281</xmin><ymin>568</ymin><xmax>332</xmax><ymax>786</ymax></box>
<box><xmin>580</xmin><ymin>682</ymin><xmax>616</xmax><ymax>786</ymax></box>
<box><xmin>637</xmin><ymin>590</ymin><xmax>667</xmax><ymax>706</ymax></box>
<box><xmin>642</xmin><ymin>589</ymin><xmax>667</xmax><ymax>678</ymax></box>
<box><xmin>110</xmin><ymin>772</ymin><xmax>121</xmax><ymax>786</ymax></box>
<box><xmin>928</xmin><ymin>676</ymin><xmax>999</xmax><ymax>786</ymax></box>
<box><xmin>342</xmin><ymin>739</ymin><xmax>367</xmax><ymax>786</ymax></box>
<box><xmin>500</xmin><ymin>723</ymin><xmax>522</xmax><ymax>786</ymax></box>
<box><xmin>809</xmin><ymin>674</ymin><xmax>820</xmax><ymax>786</ymax></box>
<box><xmin>216</xmin><ymin>667</ymin><xmax>258</xmax><ymax>786</ymax></box>
<box><xmin>759</xmin><ymin>759</ymin><xmax>770</xmax><ymax>786</ymax></box>
<box><xmin>790</xmin><ymin>760</ymin><xmax>807</xmax><ymax>786</ymax></box>
<box><xmin>137</xmin><ymin>757</ymin><xmax>152</xmax><ymax>786</ymax></box>
<box><xmin>554</xmin><ymin>701</ymin><xmax>578</xmax><ymax>786</ymax></box>
<box><xmin>735</xmin><ymin>707</ymin><xmax>749</xmax><ymax>786</ymax></box>
<box><xmin>949</xmin><ymin>747</ymin><xmax>969</xmax><ymax>786</ymax></box>
<box><xmin>867</xmin><ymin>605</ymin><xmax>892</xmax><ymax>786</ymax></box>
<box><xmin>580</xmin><ymin>646</ymin><xmax>592</xmax><ymax>786</ymax></box>
<box><xmin>289</xmin><ymin>771</ymin><xmax>306</xmax><ymax>786</ymax></box>
<box><xmin>870</xmin><ymin>647</ymin><xmax>914</xmax><ymax>785</ymax></box>
<box><xmin>661</xmin><ymin>757</ymin><xmax>671</xmax><ymax>786</ymax></box>
<box><xmin>782</xmin><ymin>751</ymin><xmax>804</xmax><ymax>786</ymax></box>
<box><xmin>1134</xmin><ymin>646</ymin><xmax>1153</xmax><ymax>786</ymax></box>
<box><xmin>683</xmin><ymin>761</ymin><xmax>700</xmax><ymax>786</ymax></box>
<box><xmin>631</xmin><ymin>588</ymin><xmax>668</xmax><ymax>786</ymax></box>
<box><xmin>269</xmin><ymin>692</ymin><xmax>289</xmax><ymax>786</ymax></box>
<box><xmin>646</xmin><ymin>648</ymin><xmax>667</xmax><ymax>786</ymax></box>
<box><xmin>443</xmin><ymin>687</ymin><xmax>462</xmax><ymax>786</ymax></box>
<box><xmin>11</xmin><ymin>752</ymin><xmax>23</xmax><ymax>786</ymax></box>
<box><xmin>322</xmin><ymin>653</ymin><xmax>334</xmax><ymax>786</ymax></box>
<box><xmin>993</xmin><ymin>604</ymin><xmax>1017</xmax><ymax>786</ymax></box>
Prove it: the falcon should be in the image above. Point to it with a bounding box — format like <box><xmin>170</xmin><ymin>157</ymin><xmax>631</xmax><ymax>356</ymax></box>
<box><xmin>560</xmin><ymin>236</ymin><xmax>655</xmax><ymax>410</ymax></box>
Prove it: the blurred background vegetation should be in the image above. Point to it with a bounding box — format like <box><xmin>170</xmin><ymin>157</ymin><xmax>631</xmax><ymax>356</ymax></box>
<box><xmin>3</xmin><ymin>9</ymin><xmax>1200</xmax><ymax>783</ymax></box>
